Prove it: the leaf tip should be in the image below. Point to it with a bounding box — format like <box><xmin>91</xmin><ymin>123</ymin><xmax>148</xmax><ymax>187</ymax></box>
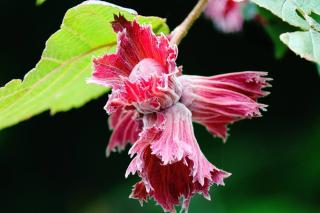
<box><xmin>279</xmin><ymin>33</ymin><xmax>289</xmax><ymax>44</ymax></box>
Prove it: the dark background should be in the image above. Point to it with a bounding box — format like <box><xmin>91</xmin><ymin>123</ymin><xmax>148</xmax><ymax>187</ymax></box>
<box><xmin>0</xmin><ymin>0</ymin><xmax>319</xmax><ymax>212</ymax></box>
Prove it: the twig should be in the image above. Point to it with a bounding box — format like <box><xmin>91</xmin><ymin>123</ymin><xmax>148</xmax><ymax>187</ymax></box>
<box><xmin>170</xmin><ymin>0</ymin><xmax>209</xmax><ymax>45</ymax></box>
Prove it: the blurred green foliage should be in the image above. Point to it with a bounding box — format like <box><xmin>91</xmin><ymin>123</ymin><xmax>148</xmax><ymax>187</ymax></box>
<box><xmin>36</xmin><ymin>0</ymin><xmax>46</xmax><ymax>6</ymax></box>
<box><xmin>258</xmin><ymin>7</ymin><xmax>296</xmax><ymax>59</ymax></box>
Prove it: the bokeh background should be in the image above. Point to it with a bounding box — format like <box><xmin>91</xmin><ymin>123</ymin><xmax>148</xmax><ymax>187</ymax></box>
<box><xmin>1</xmin><ymin>0</ymin><xmax>320</xmax><ymax>212</ymax></box>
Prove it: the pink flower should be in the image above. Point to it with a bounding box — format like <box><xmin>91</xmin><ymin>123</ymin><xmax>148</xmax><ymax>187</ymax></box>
<box><xmin>89</xmin><ymin>15</ymin><xmax>270</xmax><ymax>212</ymax></box>
<box><xmin>204</xmin><ymin>0</ymin><xmax>246</xmax><ymax>33</ymax></box>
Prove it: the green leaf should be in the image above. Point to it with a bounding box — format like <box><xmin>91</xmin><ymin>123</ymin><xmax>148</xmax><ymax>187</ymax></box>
<box><xmin>252</xmin><ymin>0</ymin><xmax>320</xmax><ymax>65</ymax></box>
<box><xmin>251</xmin><ymin>0</ymin><xmax>320</xmax><ymax>30</ymax></box>
<box><xmin>317</xmin><ymin>63</ymin><xmax>320</xmax><ymax>75</ymax></box>
<box><xmin>0</xmin><ymin>1</ymin><xmax>169</xmax><ymax>131</ymax></box>
<box><xmin>280</xmin><ymin>29</ymin><xmax>320</xmax><ymax>63</ymax></box>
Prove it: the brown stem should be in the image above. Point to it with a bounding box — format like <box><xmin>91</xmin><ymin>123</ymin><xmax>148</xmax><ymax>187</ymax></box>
<box><xmin>170</xmin><ymin>0</ymin><xmax>209</xmax><ymax>45</ymax></box>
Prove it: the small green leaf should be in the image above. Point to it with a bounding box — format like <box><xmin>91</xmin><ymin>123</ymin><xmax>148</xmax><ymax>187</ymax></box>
<box><xmin>280</xmin><ymin>30</ymin><xmax>320</xmax><ymax>63</ymax></box>
<box><xmin>317</xmin><ymin>63</ymin><xmax>320</xmax><ymax>75</ymax></box>
<box><xmin>0</xmin><ymin>1</ymin><xmax>169</xmax><ymax>131</ymax></box>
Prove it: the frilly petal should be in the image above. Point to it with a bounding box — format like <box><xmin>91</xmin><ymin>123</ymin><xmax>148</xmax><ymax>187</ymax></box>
<box><xmin>130</xmin><ymin>181</ymin><xmax>149</xmax><ymax>206</ymax></box>
<box><xmin>179</xmin><ymin>72</ymin><xmax>271</xmax><ymax>140</ymax></box>
<box><xmin>126</xmin><ymin>103</ymin><xmax>230</xmax><ymax>212</ymax></box>
<box><xmin>89</xmin><ymin>15</ymin><xmax>178</xmax><ymax>88</ymax></box>
<box><xmin>127</xmin><ymin>146</ymin><xmax>230</xmax><ymax>212</ymax></box>
<box><xmin>106</xmin><ymin>107</ymin><xmax>142</xmax><ymax>156</ymax></box>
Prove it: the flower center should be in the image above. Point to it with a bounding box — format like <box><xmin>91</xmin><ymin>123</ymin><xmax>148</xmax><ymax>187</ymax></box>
<box><xmin>122</xmin><ymin>58</ymin><xmax>182</xmax><ymax>114</ymax></box>
<box><xmin>129</xmin><ymin>58</ymin><xmax>165</xmax><ymax>82</ymax></box>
